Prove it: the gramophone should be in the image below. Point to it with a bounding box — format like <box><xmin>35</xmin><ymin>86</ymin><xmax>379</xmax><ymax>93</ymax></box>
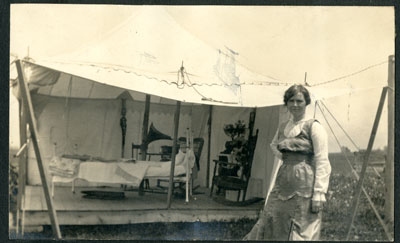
<box><xmin>131</xmin><ymin>123</ymin><xmax>172</xmax><ymax>160</ymax></box>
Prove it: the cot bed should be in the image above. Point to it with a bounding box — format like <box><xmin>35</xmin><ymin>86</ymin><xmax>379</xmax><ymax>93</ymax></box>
<box><xmin>50</xmin><ymin>149</ymin><xmax>195</xmax><ymax>201</ymax></box>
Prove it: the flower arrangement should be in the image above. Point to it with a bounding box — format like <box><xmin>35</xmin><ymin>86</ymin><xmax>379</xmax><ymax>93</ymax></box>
<box><xmin>221</xmin><ymin>120</ymin><xmax>251</xmax><ymax>177</ymax></box>
<box><xmin>223</xmin><ymin>120</ymin><xmax>246</xmax><ymax>141</ymax></box>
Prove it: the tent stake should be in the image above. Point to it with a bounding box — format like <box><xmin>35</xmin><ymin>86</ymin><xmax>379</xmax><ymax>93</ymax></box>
<box><xmin>345</xmin><ymin>87</ymin><xmax>388</xmax><ymax>240</ymax></box>
<box><xmin>15</xmin><ymin>60</ymin><xmax>62</xmax><ymax>239</ymax></box>
<box><xmin>167</xmin><ymin>101</ymin><xmax>181</xmax><ymax>208</ymax></box>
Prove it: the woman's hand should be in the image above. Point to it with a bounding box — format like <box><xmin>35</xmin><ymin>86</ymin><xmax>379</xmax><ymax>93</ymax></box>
<box><xmin>311</xmin><ymin>200</ymin><xmax>324</xmax><ymax>213</ymax></box>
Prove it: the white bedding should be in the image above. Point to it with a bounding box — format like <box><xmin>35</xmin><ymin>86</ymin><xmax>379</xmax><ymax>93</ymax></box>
<box><xmin>140</xmin><ymin>161</ymin><xmax>186</xmax><ymax>177</ymax></box>
<box><xmin>52</xmin><ymin>149</ymin><xmax>195</xmax><ymax>187</ymax></box>
<box><xmin>77</xmin><ymin>162</ymin><xmax>149</xmax><ymax>186</ymax></box>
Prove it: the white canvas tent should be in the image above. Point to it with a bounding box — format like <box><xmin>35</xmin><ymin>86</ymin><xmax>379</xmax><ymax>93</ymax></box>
<box><xmin>12</xmin><ymin>63</ymin><xmax>281</xmax><ymax>199</ymax></box>
<box><xmin>28</xmin><ymin>7</ymin><xmax>385</xmax><ymax>105</ymax></box>
<box><xmin>10</xmin><ymin>6</ymin><xmax>287</xmax><ymax>199</ymax></box>
<box><xmin>10</xmin><ymin>6</ymin><xmax>390</xmax><ymax>200</ymax></box>
<box><xmin>32</xmin><ymin>6</ymin><xmax>293</xmax><ymax>107</ymax></box>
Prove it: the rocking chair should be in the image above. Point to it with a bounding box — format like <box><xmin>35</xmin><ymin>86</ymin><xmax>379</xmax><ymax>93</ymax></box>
<box><xmin>210</xmin><ymin>129</ymin><xmax>258</xmax><ymax>201</ymax></box>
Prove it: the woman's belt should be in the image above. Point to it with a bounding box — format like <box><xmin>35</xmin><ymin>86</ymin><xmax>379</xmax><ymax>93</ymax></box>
<box><xmin>281</xmin><ymin>152</ymin><xmax>312</xmax><ymax>165</ymax></box>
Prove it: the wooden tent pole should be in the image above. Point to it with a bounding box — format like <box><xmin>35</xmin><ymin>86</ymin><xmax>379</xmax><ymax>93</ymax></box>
<box><xmin>16</xmin><ymin>98</ymin><xmax>27</xmax><ymax>234</ymax></box>
<box><xmin>137</xmin><ymin>95</ymin><xmax>151</xmax><ymax>194</ymax></box>
<box><xmin>206</xmin><ymin>105</ymin><xmax>213</xmax><ymax>188</ymax></box>
<box><xmin>19</xmin><ymin>100</ymin><xmax>28</xmax><ymax>182</ymax></box>
<box><xmin>316</xmin><ymin>101</ymin><xmax>392</xmax><ymax>240</ymax></box>
<box><xmin>140</xmin><ymin>94</ymin><xmax>151</xmax><ymax>160</ymax></box>
<box><xmin>385</xmin><ymin>55</ymin><xmax>394</xmax><ymax>223</ymax></box>
<box><xmin>120</xmin><ymin>99</ymin><xmax>127</xmax><ymax>158</ymax></box>
<box><xmin>345</xmin><ymin>87</ymin><xmax>388</xmax><ymax>240</ymax></box>
<box><xmin>167</xmin><ymin>101</ymin><xmax>181</xmax><ymax>208</ymax></box>
<box><xmin>15</xmin><ymin>60</ymin><xmax>62</xmax><ymax>239</ymax></box>
<box><xmin>185</xmin><ymin>128</ymin><xmax>190</xmax><ymax>203</ymax></box>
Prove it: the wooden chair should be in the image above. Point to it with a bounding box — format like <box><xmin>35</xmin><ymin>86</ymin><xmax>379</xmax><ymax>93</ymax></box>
<box><xmin>210</xmin><ymin>130</ymin><xmax>258</xmax><ymax>201</ymax></box>
<box><xmin>157</xmin><ymin>137</ymin><xmax>204</xmax><ymax>194</ymax></box>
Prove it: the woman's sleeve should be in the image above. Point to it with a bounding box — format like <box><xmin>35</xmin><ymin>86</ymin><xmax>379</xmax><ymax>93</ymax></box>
<box><xmin>311</xmin><ymin>122</ymin><xmax>331</xmax><ymax>202</ymax></box>
<box><xmin>270</xmin><ymin>126</ymin><xmax>282</xmax><ymax>160</ymax></box>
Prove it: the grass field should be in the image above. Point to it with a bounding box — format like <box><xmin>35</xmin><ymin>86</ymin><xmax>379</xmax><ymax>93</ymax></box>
<box><xmin>322</xmin><ymin>152</ymin><xmax>392</xmax><ymax>241</ymax></box>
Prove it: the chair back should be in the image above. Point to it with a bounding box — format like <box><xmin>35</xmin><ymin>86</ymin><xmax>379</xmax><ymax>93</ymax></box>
<box><xmin>243</xmin><ymin>129</ymin><xmax>259</xmax><ymax>180</ymax></box>
<box><xmin>192</xmin><ymin>138</ymin><xmax>204</xmax><ymax>170</ymax></box>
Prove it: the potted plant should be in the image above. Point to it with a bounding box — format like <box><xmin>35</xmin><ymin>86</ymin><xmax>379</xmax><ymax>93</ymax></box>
<box><xmin>219</xmin><ymin>120</ymin><xmax>248</xmax><ymax>177</ymax></box>
<box><xmin>222</xmin><ymin>120</ymin><xmax>246</xmax><ymax>154</ymax></box>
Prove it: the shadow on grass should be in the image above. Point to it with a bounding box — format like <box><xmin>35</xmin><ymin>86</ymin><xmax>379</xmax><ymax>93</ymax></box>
<box><xmin>10</xmin><ymin>220</ymin><xmax>258</xmax><ymax>240</ymax></box>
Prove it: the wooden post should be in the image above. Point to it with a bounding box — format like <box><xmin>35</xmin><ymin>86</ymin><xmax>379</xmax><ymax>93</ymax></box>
<box><xmin>140</xmin><ymin>94</ymin><xmax>151</xmax><ymax>160</ymax></box>
<box><xmin>248</xmin><ymin>108</ymin><xmax>257</xmax><ymax>138</ymax></box>
<box><xmin>120</xmin><ymin>99</ymin><xmax>127</xmax><ymax>158</ymax></box>
<box><xmin>345</xmin><ymin>87</ymin><xmax>388</xmax><ymax>240</ymax></box>
<box><xmin>185</xmin><ymin>128</ymin><xmax>189</xmax><ymax>203</ymax></box>
<box><xmin>206</xmin><ymin>105</ymin><xmax>213</xmax><ymax>188</ymax></box>
<box><xmin>16</xmin><ymin>98</ymin><xmax>27</xmax><ymax>234</ymax></box>
<box><xmin>385</xmin><ymin>55</ymin><xmax>394</xmax><ymax>224</ymax></box>
<box><xmin>19</xmin><ymin>100</ymin><xmax>28</xmax><ymax>181</ymax></box>
<box><xmin>316</xmin><ymin>101</ymin><xmax>392</xmax><ymax>240</ymax></box>
<box><xmin>167</xmin><ymin>101</ymin><xmax>181</xmax><ymax>208</ymax></box>
<box><xmin>15</xmin><ymin>60</ymin><xmax>62</xmax><ymax>239</ymax></box>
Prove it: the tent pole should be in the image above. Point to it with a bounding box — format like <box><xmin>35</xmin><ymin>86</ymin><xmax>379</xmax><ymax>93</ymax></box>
<box><xmin>248</xmin><ymin>108</ymin><xmax>257</xmax><ymax>137</ymax></box>
<box><xmin>316</xmin><ymin>101</ymin><xmax>393</xmax><ymax>240</ymax></box>
<box><xmin>120</xmin><ymin>99</ymin><xmax>127</xmax><ymax>158</ymax></box>
<box><xmin>16</xmin><ymin>98</ymin><xmax>27</xmax><ymax>234</ymax></box>
<box><xmin>345</xmin><ymin>87</ymin><xmax>388</xmax><ymax>240</ymax></box>
<box><xmin>140</xmin><ymin>95</ymin><xmax>151</xmax><ymax>160</ymax></box>
<box><xmin>15</xmin><ymin>60</ymin><xmax>62</xmax><ymax>239</ymax></box>
<box><xmin>385</xmin><ymin>55</ymin><xmax>394</xmax><ymax>224</ymax></box>
<box><xmin>167</xmin><ymin>101</ymin><xmax>181</xmax><ymax>208</ymax></box>
<box><xmin>206</xmin><ymin>105</ymin><xmax>213</xmax><ymax>188</ymax></box>
<box><xmin>138</xmin><ymin>95</ymin><xmax>151</xmax><ymax>194</ymax></box>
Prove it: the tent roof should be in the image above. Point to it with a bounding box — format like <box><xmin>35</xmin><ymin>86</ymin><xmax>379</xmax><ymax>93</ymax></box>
<box><xmin>12</xmin><ymin>6</ymin><xmax>388</xmax><ymax>107</ymax></box>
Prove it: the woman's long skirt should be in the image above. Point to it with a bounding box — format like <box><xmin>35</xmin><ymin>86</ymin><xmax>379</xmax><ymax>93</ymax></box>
<box><xmin>243</xmin><ymin>191</ymin><xmax>322</xmax><ymax>241</ymax></box>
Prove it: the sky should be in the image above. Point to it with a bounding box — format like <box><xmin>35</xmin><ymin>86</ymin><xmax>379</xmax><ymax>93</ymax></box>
<box><xmin>9</xmin><ymin>4</ymin><xmax>395</xmax><ymax>152</ymax></box>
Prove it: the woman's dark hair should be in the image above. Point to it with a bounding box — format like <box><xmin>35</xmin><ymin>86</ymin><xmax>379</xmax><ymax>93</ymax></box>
<box><xmin>283</xmin><ymin>84</ymin><xmax>311</xmax><ymax>106</ymax></box>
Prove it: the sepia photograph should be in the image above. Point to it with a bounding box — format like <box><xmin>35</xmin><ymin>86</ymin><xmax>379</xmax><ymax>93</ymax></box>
<box><xmin>8</xmin><ymin>4</ymin><xmax>395</xmax><ymax>241</ymax></box>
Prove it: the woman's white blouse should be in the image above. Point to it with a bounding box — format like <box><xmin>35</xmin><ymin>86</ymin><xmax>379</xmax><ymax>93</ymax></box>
<box><xmin>270</xmin><ymin>118</ymin><xmax>331</xmax><ymax>202</ymax></box>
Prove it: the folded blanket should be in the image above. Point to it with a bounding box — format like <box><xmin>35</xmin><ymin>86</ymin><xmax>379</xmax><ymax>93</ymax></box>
<box><xmin>115</xmin><ymin>163</ymin><xmax>149</xmax><ymax>185</ymax></box>
<box><xmin>49</xmin><ymin>157</ymin><xmax>80</xmax><ymax>178</ymax></box>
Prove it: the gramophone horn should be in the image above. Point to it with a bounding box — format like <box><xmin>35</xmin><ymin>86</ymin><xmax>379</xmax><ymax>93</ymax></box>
<box><xmin>145</xmin><ymin>123</ymin><xmax>172</xmax><ymax>145</ymax></box>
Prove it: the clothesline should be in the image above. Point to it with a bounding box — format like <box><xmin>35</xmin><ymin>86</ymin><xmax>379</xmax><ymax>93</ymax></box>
<box><xmin>310</xmin><ymin>60</ymin><xmax>388</xmax><ymax>87</ymax></box>
<box><xmin>25</xmin><ymin>57</ymin><xmax>388</xmax><ymax>89</ymax></box>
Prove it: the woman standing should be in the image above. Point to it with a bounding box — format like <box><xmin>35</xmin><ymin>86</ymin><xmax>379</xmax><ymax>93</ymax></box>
<box><xmin>244</xmin><ymin>84</ymin><xmax>331</xmax><ymax>240</ymax></box>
